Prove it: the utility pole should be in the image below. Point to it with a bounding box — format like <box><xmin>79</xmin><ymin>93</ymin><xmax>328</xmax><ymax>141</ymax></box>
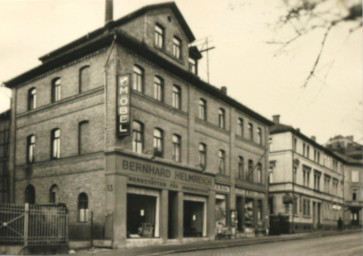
<box><xmin>198</xmin><ymin>37</ymin><xmax>215</xmax><ymax>83</ymax></box>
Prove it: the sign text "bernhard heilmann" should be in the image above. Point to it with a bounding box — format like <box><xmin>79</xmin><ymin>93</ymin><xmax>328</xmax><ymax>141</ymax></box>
<box><xmin>117</xmin><ymin>74</ymin><xmax>131</xmax><ymax>137</ymax></box>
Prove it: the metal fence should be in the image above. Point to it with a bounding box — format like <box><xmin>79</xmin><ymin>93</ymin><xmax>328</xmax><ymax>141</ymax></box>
<box><xmin>0</xmin><ymin>203</ymin><xmax>68</xmax><ymax>246</ymax></box>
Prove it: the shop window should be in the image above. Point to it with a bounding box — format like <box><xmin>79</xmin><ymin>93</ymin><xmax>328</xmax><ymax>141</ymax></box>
<box><xmin>78</xmin><ymin>193</ymin><xmax>89</xmax><ymax>222</ymax></box>
<box><xmin>172</xmin><ymin>85</ymin><xmax>181</xmax><ymax>109</ymax></box>
<box><xmin>218</xmin><ymin>150</ymin><xmax>225</xmax><ymax>175</ymax></box>
<box><xmin>198</xmin><ymin>143</ymin><xmax>207</xmax><ymax>168</ymax></box>
<box><xmin>172</xmin><ymin>36</ymin><xmax>182</xmax><ymax>59</ymax></box>
<box><xmin>51</xmin><ymin>128</ymin><xmax>60</xmax><ymax>159</ymax></box>
<box><xmin>218</xmin><ymin>108</ymin><xmax>225</xmax><ymax>129</ymax></box>
<box><xmin>27</xmin><ymin>135</ymin><xmax>35</xmax><ymax>164</ymax></box>
<box><xmin>49</xmin><ymin>184</ymin><xmax>58</xmax><ymax>203</ymax></box>
<box><xmin>28</xmin><ymin>88</ymin><xmax>36</xmax><ymax>110</ymax></box>
<box><xmin>244</xmin><ymin>198</ymin><xmax>254</xmax><ymax>228</ymax></box>
<box><xmin>238</xmin><ymin>156</ymin><xmax>244</xmax><ymax>179</ymax></box>
<box><xmin>172</xmin><ymin>134</ymin><xmax>181</xmax><ymax>162</ymax></box>
<box><xmin>127</xmin><ymin>193</ymin><xmax>159</xmax><ymax>238</ymax></box>
<box><xmin>153</xmin><ymin>128</ymin><xmax>163</xmax><ymax>157</ymax></box>
<box><xmin>184</xmin><ymin>200</ymin><xmax>206</xmax><ymax>237</ymax></box>
<box><xmin>132</xmin><ymin>121</ymin><xmax>144</xmax><ymax>154</ymax></box>
<box><xmin>154</xmin><ymin>24</ymin><xmax>164</xmax><ymax>49</ymax></box>
<box><xmin>78</xmin><ymin>121</ymin><xmax>89</xmax><ymax>155</ymax></box>
<box><xmin>25</xmin><ymin>185</ymin><xmax>35</xmax><ymax>204</ymax></box>
<box><xmin>198</xmin><ymin>98</ymin><xmax>207</xmax><ymax>121</ymax></box>
<box><xmin>215</xmin><ymin>194</ymin><xmax>227</xmax><ymax>235</ymax></box>
<box><xmin>238</xmin><ymin>118</ymin><xmax>244</xmax><ymax>137</ymax></box>
<box><xmin>132</xmin><ymin>65</ymin><xmax>144</xmax><ymax>93</ymax></box>
<box><xmin>257</xmin><ymin>200</ymin><xmax>263</xmax><ymax>221</ymax></box>
<box><xmin>153</xmin><ymin>76</ymin><xmax>164</xmax><ymax>102</ymax></box>
<box><xmin>51</xmin><ymin>78</ymin><xmax>61</xmax><ymax>103</ymax></box>
<box><xmin>79</xmin><ymin>66</ymin><xmax>90</xmax><ymax>93</ymax></box>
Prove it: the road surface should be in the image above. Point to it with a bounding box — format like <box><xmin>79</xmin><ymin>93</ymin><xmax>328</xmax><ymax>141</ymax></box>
<box><xmin>171</xmin><ymin>232</ymin><xmax>363</xmax><ymax>256</ymax></box>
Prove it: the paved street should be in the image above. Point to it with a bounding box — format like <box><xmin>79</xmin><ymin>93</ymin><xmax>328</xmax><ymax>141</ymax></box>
<box><xmin>170</xmin><ymin>233</ymin><xmax>362</xmax><ymax>256</ymax></box>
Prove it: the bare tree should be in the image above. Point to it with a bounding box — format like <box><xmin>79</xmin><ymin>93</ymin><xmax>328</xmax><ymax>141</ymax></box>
<box><xmin>269</xmin><ymin>0</ymin><xmax>362</xmax><ymax>87</ymax></box>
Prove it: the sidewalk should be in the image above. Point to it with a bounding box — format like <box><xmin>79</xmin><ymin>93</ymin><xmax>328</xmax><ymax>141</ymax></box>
<box><xmin>75</xmin><ymin>229</ymin><xmax>361</xmax><ymax>256</ymax></box>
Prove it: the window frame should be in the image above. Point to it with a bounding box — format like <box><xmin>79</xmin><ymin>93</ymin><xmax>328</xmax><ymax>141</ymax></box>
<box><xmin>218</xmin><ymin>108</ymin><xmax>225</xmax><ymax>129</ymax></box>
<box><xmin>172</xmin><ymin>36</ymin><xmax>182</xmax><ymax>59</ymax></box>
<box><xmin>79</xmin><ymin>65</ymin><xmax>90</xmax><ymax>93</ymax></box>
<box><xmin>172</xmin><ymin>85</ymin><xmax>182</xmax><ymax>109</ymax></box>
<box><xmin>132</xmin><ymin>121</ymin><xmax>144</xmax><ymax>154</ymax></box>
<box><xmin>27</xmin><ymin>135</ymin><xmax>35</xmax><ymax>164</ymax></box>
<box><xmin>154</xmin><ymin>24</ymin><xmax>164</xmax><ymax>49</ymax></box>
<box><xmin>218</xmin><ymin>150</ymin><xmax>226</xmax><ymax>175</ymax></box>
<box><xmin>51</xmin><ymin>128</ymin><xmax>61</xmax><ymax>159</ymax></box>
<box><xmin>153</xmin><ymin>128</ymin><xmax>164</xmax><ymax>157</ymax></box>
<box><xmin>132</xmin><ymin>65</ymin><xmax>144</xmax><ymax>93</ymax></box>
<box><xmin>198</xmin><ymin>98</ymin><xmax>207</xmax><ymax>121</ymax></box>
<box><xmin>78</xmin><ymin>193</ymin><xmax>89</xmax><ymax>222</ymax></box>
<box><xmin>248</xmin><ymin>123</ymin><xmax>253</xmax><ymax>141</ymax></box>
<box><xmin>28</xmin><ymin>88</ymin><xmax>37</xmax><ymax>111</ymax></box>
<box><xmin>257</xmin><ymin>127</ymin><xmax>262</xmax><ymax>145</ymax></box>
<box><xmin>172</xmin><ymin>134</ymin><xmax>181</xmax><ymax>162</ymax></box>
<box><xmin>153</xmin><ymin>76</ymin><xmax>164</xmax><ymax>102</ymax></box>
<box><xmin>51</xmin><ymin>77</ymin><xmax>61</xmax><ymax>103</ymax></box>
<box><xmin>238</xmin><ymin>156</ymin><xmax>244</xmax><ymax>180</ymax></box>
<box><xmin>238</xmin><ymin>118</ymin><xmax>244</xmax><ymax>137</ymax></box>
<box><xmin>199</xmin><ymin>143</ymin><xmax>207</xmax><ymax>168</ymax></box>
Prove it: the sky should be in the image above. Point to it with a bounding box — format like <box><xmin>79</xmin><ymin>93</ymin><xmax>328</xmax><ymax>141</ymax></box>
<box><xmin>0</xmin><ymin>0</ymin><xmax>361</xmax><ymax>145</ymax></box>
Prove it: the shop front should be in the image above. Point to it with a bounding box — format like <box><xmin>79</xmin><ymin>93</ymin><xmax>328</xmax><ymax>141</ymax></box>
<box><xmin>105</xmin><ymin>152</ymin><xmax>216</xmax><ymax>248</ymax></box>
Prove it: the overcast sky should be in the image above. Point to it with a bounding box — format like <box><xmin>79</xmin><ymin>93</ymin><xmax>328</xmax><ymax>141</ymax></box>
<box><xmin>0</xmin><ymin>0</ymin><xmax>361</xmax><ymax>145</ymax></box>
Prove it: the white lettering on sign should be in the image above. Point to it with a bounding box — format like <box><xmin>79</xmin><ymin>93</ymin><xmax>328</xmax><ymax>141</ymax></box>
<box><xmin>117</xmin><ymin>74</ymin><xmax>131</xmax><ymax>136</ymax></box>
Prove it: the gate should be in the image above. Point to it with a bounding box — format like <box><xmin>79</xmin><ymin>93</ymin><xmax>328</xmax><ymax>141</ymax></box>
<box><xmin>0</xmin><ymin>203</ymin><xmax>68</xmax><ymax>246</ymax></box>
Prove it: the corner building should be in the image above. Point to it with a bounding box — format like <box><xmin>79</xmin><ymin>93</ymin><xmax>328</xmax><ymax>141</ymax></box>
<box><xmin>5</xmin><ymin>2</ymin><xmax>272</xmax><ymax>248</ymax></box>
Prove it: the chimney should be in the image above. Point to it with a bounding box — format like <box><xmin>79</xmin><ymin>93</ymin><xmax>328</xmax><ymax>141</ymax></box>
<box><xmin>221</xmin><ymin>86</ymin><xmax>227</xmax><ymax>95</ymax></box>
<box><xmin>311</xmin><ymin>136</ymin><xmax>316</xmax><ymax>142</ymax></box>
<box><xmin>105</xmin><ymin>0</ymin><xmax>113</xmax><ymax>26</ymax></box>
<box><xmin>272</xmin><ymin>115</ymin><xmax>280</xmax><ymax>124</ymax></box>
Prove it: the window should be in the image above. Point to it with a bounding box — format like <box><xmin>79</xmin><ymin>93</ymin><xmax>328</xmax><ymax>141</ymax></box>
<box><xmin>78</xmin><ymin>121</ymin><xmax>89</xmax><ymax>155</ymax></box>
<box><xmin>78</xmin><ymin>193</ymin><xmax>88</xmax><ymax>222</ymax></box>
<box><xmin>332</xmin><ymin>179</ymin><xmax>338</xmax><ymax>194</ymax></box>
<box><xmin>257</xmin><ymin>127</ymin><xmax>262</xmax><ymax>145</ymax></box>
<box><xmin>303</xmin><ymin>166</ymin><xmax>310</xmax><ymax>187</ymax></box>
<box><xmin>132</xmin><ymin>65</ymin><xmax>144</xmax><ymax>93</ymax></box>
<box><xmin>293</xmin><ymin>197</ymin><xmax>298</xmax><ymax>215</ymax></box>
<box><xmin>25</xmin><ymin>185</ymin><xmax>35</xmax><ymax>204</ymax></box>
<box><xmin>218</xmin><ymin>150</ymin><xmax>225</xmax><ymax>175</ymax></box>
<box><xmin>303</xmin><ymin>199</ymin><xmax>310</xmax><ymax>216</ymax></box>
<box><xmin>247</xmin><ymin>159</ymin><xmax>253</xmax><ymax>182</ymax></box>
<box><xmin>172</xmin><ymin>134</ymin><xmax>181</xmax><ymax>162</ymax></box>
<box><xmin>352</xmin><ymin>192</ymin><xmax>357</xmax><ymax>201</ymax></box>
<box><xmin>51</xmin><ymin>78</ymin><xmax>61</xmax><ymax>103</ymax></box>
<box><xmin>189</xmin><ymin>58</ymin><xmax>196</xmax><ymax>74</ymax></box>
<box><xmin>314</xmin><ymin>171</ymin><xmax>321</xmax><ymax>191</ymax></box>
<box><xmin>199</xmin><ymin>98</ymin><xmax>207</xmax><ymax>120</ymax></box>
<box><xmin>132</xmin><ymin>121</ymin><xmax>143</xmax><ymax>154</ymax></box>
<box><xmin>352</xmin><ymin>171</ymin><xmax>359</xmax><ymax>182</ymax></box>
<box><xmin>79</xmin><ymin>66</ymin><xmax>90</xmax><ymax>93</ymax></box>
<box><xmin>307</xmin><ymin>146</ymin><xmax>310</xmax><ymax>158</ymax></box>
<box><xmin>51</xmin><ymin>129</ymin><xmax>60</xmax><ymax>159</ymax></box>
<box><xmin>303</xmin><ymin>143</ymin><xmax>306</xmax><ymax>156</ymax></box>
<box><xmin>238</xmin><ymin>156</ymin><xmax>244</xmax><ymax>179</ymax></box>
<box><xmin>28</xmin><ymin>88</ymin><xmax>36</xmax><ymax>110</ymax></box>
<box><xmin>49</xmin><ymin>185</ymin><xmax>58</xmax><ymax>204</ymax></box>
<box><xmin>256</xmin><ymin>163</ymin><xmax>262</xmax><ymax>183</ymax></box>
<box><xmin>293</xmin><ymin>137</ymin><xmax>297</xmax><ymax>151</ymax></box>
<box><xmin>324</xmin><ymin>175</ymin><xmax>330</xmax><ymax>193</ymax></box>
<box><xmin>172</xmin><ymin>36</ymin><xmax>182</xmax><ymax>59</ymax></box>
<box><xmin>154</xmin><ymin>24</ymin><xmax>164</xmax><ymax>48</ymax></box>
<box><xmin>27</xmin><ymin>135</ymin><xmax>35</xmax><ymax>164</ymax></box>
<box><xmin>199</xmin><ymin>143</ymin><xmax>207</xmax><ymax>168</ymax></box>
<box><xmin>238</xmin><ymin>118</ymin><xmax>244</xmax><ymax>137</ymax></box>
<box><xmin>153</xmin><ymin>128</ymin><xmax>163</xmax><ymax>157</ymax></box>
<box><xmin>218</xmin><ymin>108</ymin><xmax>225</xmax><ymax>129</ymax></box>
<box><xmin>153</xmin><ymin>76</ymin><xmax>163</xmax><ymax>101</ymax></box>
<box><xmin>248</xmin><ymin>123</ymin><xmax>253</xmax><ymax>140</ymax></box>
<box><xmin>172</xmin><ymin>85</ymin><xmax>181</xmax><ymax>109</ymax></box>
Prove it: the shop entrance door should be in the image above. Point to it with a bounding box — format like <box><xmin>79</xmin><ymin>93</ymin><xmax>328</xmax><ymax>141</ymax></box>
<box><xmin>183</xmin><ymin>201</ymin><xmax>205</xmax><ymax>237</ymax></box>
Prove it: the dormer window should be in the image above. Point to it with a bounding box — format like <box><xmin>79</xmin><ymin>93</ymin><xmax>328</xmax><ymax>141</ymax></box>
<box><xmin>172</xmin><ymin>36</ymin><xmax>181</xmax><ymax>59</ymax></box>
<box><xmin>154</xmin><ymin>24</ymin><xmax>164</xmax><ymax>49</ymax></box>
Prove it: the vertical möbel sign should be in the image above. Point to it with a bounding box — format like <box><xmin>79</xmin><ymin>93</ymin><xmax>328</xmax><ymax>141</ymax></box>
<box><xmin>117</xmin><ymin>74</ymin><xmax>131</xmax><ymax>137</ymax></box>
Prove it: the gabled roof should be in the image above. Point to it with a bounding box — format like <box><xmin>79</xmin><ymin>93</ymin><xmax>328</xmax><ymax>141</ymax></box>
<box><xmin>38</xmin><ymin>2</ymin><xmax>195</xmax><ymax>63</ymax></box>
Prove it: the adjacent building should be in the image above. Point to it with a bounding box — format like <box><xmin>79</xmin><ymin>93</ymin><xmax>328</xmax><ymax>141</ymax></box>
<box><xmin>268</xmin><ymin>115</ymin><xmax>345</xmax><ymax>234</ymax></box>
<box><xmin>326</xmin><ymin>135</ymin><xmax>363</xmax><ymax>227</ymax></box>
<box><xmin>4</xmin><ymin>2</ymin><xmax>273</xmax><ymax>248</ymax></box>
<box><xmin>0</xmin><ymin>110</ymin><xmax>11</xmax><ymax>203</ymax></box>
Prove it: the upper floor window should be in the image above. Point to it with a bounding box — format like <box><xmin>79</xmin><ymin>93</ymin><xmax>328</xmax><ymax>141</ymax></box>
<box><xmin>172</xmin><ymin>85</ymin><xmax>181</xmax><ymax>109</ymax></box>
<box><xmin>79</xmin><ymin>66</ymin><xmax>90</xmax><ymax>93</ymax></box>
<box><xmin>172</xmin><ymin>36</ymin><xmax>182</xmax><ymax>59</ymax></box>
<box><xmin>51</xmin><ymin>129</ymin><xmax>60</xmax><ymax>159</ymax></box>
<box><xmin>28</xmin><ymin>88</ymin><xmax>36</xmax><ymax>110</ymax></box>
<box><xmin>306</xmin><ymin>146</ymin><xmax>310</xmax><ymax>158</ymax></box>
<box><xmin>324</xmin><ymin>175</ymin><xmax>330</xmax><ymax>193</ymax></box>
<box><xmin>132</xmin><ymin>65</ymin><xmax>144</xmax><ymax>93</ymax></box>
<box><xmin>153</xmin><ymin>76</ymin><xmax>164</xmax><ymax>102</ymax></box>
<box><xmin>248</xmin><ymin>123</ymin><xmax>253</xmax><ymax>140</ymax></box>
<box><xmin>238</xmin><ymin>118</ymin><xmax>244</xmax><ymax>137</ymax></box>
<box><xmin>78</xmin><ymin>121</ymin><xmax>89</xmax><ymax>155</ymax></box>
<box><xmin>247</xmin><ymin>159</ymin><xmax>253</xmax><ymax>182</ymax></box>
<box><xmin>132</xmin><ymin>121</ymin><xmax>143</xmax><ymax>154</ymax></box>
<box><xmin>27</xmin><ymin>135</ymin><xmax>35</xmax><ymax>164</ymax></box>
<box><xmin>154</xmin><ymin>24</ymin><xmax>164</xmax><ymax>49</ymax></box>
<box><xmin>352</xmin><ymin>170</ymin><xmax>359</xmax><ymax>182</ymax></box>
<box><xmin>257</xmin><ymin>163</ymin><xmax>262</xmax><ymax>183</ymax></box>
<box><xmin>78</xmin><ymin>193</ymin><xmax>89</xmax><ymax>222</ymax></box>
<box><xmin>218</xmin><ymin>150</ymin><xmax>225</xmax><ymax>175</ymax></box>
<box><xmin>189</xmin><ymin>58</ymin><xmax>196</xmax><ymax>74</ymax></box>
<box><xmin>293</xmin><ymin>137</ymin><xmax>297</xmax><ymax>151</ymax></box>
<box><xmin>199</xmin><ymin>143</ymin><xmax>207</xmax><ymax>168</ymax></box>
<box><xmin>153</xmin><ymin>128</ymin><xmax>163</xmax><ymax>157</ymax></box>
<box><xmin>49</xmin><ymin>184</ymin><xmax>58</xmax><ymax>204</ymax></box>
<box><xmin>51</xmin><ymin>78</ymin><xmax>61</xmax><ymax>103</ymax></box>
<box><xmin>303</xmin><ymin>166</ymin><xmax>310</xmax><ymax>187</ymax></box>
<box><xmin>218</xmin><ymin>108</ymin><xmax>225</xmax><ymax>129</ymax></box>
<box><xmin>172</xmin><ymin>134</ymin><xmax>181</xmax><ymax>162</ymax></box>
<box><xmin>257</xmin><ymin>127</ymin><xmax>262</xmax><ymax>145</ymax></box>
<box><xmin>238</xmin><ymin>156</ymin><xmax>244</xmax><ymax>179</ymax></box>
<box><xmin>199</xmin><ymin>98</ymin><xmax>207</xmax><ymax>120</ymax></box>
<box><xmin>314</xmin><ymin>171</ymin><xmax>321</xmax><ymax>191</ymax></box>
